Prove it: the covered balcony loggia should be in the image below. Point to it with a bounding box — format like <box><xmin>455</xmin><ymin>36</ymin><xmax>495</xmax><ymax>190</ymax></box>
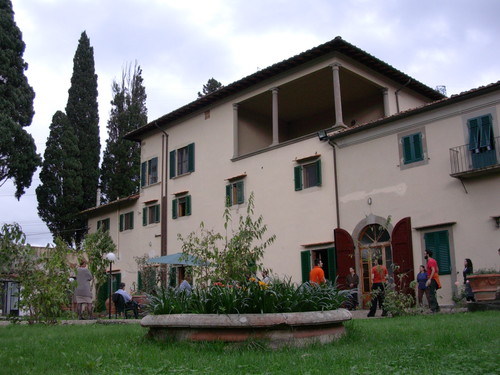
<box><xmin>233</xmin><ymin>64</ymin><xmax>387</xmax><ymax>157</ymax></box>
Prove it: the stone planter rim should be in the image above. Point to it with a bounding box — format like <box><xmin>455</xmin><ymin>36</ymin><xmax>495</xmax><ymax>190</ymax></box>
<box><xmin>141</xmin><ymin>308</ymin><xmax>352</xmax><ymax>328</ymax></box>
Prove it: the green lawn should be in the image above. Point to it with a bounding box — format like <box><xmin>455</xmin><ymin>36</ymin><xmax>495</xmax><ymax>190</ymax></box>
<box><xmin>0</xmin><ymin>312</ymin><xmax>499</xmax><ymax>375</ymax></box>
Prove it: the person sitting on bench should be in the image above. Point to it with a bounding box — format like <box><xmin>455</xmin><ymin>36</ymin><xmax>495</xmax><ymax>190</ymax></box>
<box><xmin>115</xmin><ymin>282</ymin><xmax>139</xmax><ymax>318</ymax></box>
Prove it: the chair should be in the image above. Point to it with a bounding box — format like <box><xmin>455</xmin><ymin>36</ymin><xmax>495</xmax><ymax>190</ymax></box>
<box><xmin>112</xmin><ymin>293</ymin><xmax>135</xmax><ymax>319</ymax></box>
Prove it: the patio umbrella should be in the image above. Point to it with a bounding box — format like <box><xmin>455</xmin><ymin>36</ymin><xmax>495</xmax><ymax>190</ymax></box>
<box><xmin>146</xmin><ymin>253</ymin><xmax>207</xmax><ymax>266</ymax></box>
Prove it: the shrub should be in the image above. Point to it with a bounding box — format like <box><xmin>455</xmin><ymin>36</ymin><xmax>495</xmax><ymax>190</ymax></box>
<box><xmin>149</xmin><ymin>277</ymin><xmax>349</xmax><ymax>315</ymax></box>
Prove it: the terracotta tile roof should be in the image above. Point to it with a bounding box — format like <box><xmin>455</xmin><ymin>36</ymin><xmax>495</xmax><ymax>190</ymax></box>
<box><xmin>329</xmin><ymin>80</ymin><xmax>500</xmax><ymax>139</ymax></box>
<box><xmin>125</xmin><ymin>36</ymin><xmax>445</xmax><ymax>141</ymax></box>
<box><xmin>80</xmin><ymin>194</ymin><xmax>140</xmax><ymax>215</ymax></box>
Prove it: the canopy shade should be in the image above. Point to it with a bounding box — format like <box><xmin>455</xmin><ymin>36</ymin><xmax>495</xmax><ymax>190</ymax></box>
<box><xmin>147</xmin><ymin>253</ymin><xmax>205</xmax><ymax>266</ymax></box>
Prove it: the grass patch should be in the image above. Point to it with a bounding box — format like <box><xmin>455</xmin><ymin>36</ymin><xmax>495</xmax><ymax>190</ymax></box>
<box><xmin>0</xmin><ymin>312</ymin><xmax>499</xmax><ymax>374</ymax></box>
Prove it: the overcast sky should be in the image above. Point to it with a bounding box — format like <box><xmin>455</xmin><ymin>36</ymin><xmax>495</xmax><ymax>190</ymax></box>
<box><xmin>2</xmin><ymin>0</ymin><xmax>500</xmax><ymax>246</ymax></box>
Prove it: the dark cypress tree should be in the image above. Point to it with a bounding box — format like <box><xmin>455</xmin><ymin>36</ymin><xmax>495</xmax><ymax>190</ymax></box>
<box><xmin>0</xmin><ymin>0</ymin><xmax>41</xmax><ymax>198</ymax></box>
<box><xmin>36</xmin><ymin>111</ymin><xmax>83</xmax><ymax>246</ymax></box>
<box><xmin>100</xmin><ymin>63</ymin><xmax>147</xmax><ymax>203</ymax></box>
<box><xmin>65</xmin><ymin>31</ymin><xmax>100</xmax><ymax>210</ymax></box>
<box><xmin>197</xmin><ymin>77</ymin><xmax>223</xmax><ymax>98</ymax></box>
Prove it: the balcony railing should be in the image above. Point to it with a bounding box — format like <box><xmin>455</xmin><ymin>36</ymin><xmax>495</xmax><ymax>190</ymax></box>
<box><xmin>449</xmin><ymin>136</ymin><xmax>500</xmax><ymax>178</ymax></box>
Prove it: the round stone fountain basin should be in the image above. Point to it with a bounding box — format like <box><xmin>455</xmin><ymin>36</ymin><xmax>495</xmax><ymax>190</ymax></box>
<box><xmin>141</xmin><ymin>309</ymin><xmax>352</xmax><ymax>348</ymax></box>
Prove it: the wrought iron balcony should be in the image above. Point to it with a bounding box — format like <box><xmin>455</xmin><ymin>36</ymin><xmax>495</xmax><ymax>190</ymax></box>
<box><xmin>449</xmin><ymin>136</ymin><xmax>500</xmax><ymax>178</ymax></box>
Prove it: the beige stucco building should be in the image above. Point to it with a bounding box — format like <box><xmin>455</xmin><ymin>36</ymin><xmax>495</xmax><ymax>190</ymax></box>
<box><xmin>83</xmin><ymin>37</ymin><xmax>500</xmax><ymax>307</ymax></box>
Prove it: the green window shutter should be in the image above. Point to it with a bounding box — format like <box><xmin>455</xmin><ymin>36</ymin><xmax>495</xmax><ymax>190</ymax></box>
<box><xmin>138</xmin><ymin>271</ymin><xmax>143</xmax><ymax>292</ymax></box>
<box><xmin>143</xmin><ymin>207</ymin><xmax>148</xmax><ymax>226</ymax></box>
<box><xmin>150</xmin><ymin>157</ymin><xmax>158</xmax><ymax>183</ymax></box>
<box><xmin>154</xmin><ymin>204</ymin><xmax>161</xmax><ymax>223</ymax></box>
<box><xmin>97</xmin><ymin>220</ymin><xmax>101</xmax><ymax>230</ymax></box>
<box><xmin>294</xmin><ymin>165</ymin><xmax>303</xmax><ymax>191</ymax></box>
<box><xmin>169</xmin><ymin>150</ymin><xmax>176</xmax><ymax>178</ymax></box>
<box><xmin>141</xmin><ymin>162</ymin><xmax>147</xmax><ymax>187</ymax></box>
<box><xmin>104</xmin><ymin>218</ymin><xmax>110</xmax><ymax>231</ymax></box>
<box><xmin>130</xmin><ymin>211</ymin><xmax>134</xmax><ymax>229</ymax></box>
<box><xmin>327</xmin><ymin>247</ymin><xmax>336</xmax><ymax>282</ymax></box>
<box><xmin>424</xmin><ymin>230</ymin><xmax>451</xmax><ymax>275</ymax></box>
<box><xmin>225</xmin><ymin>184</ymin><xmax>232</xmax><ymax>206</ymax></box>
<box><xmin>315</xmin><ymin>159</ymin><xmax>322</xmax><ymax>186</ymax></box>
<box><xmin>301</xmin><ymin>250</ymin><xmax>311</xmax><ymax>284</ymax></box>
<box><xmin>412</xmin><ymin>133</ymin><xmax>423</xmax><ymax>161</ymax></box>
<box><xmin>479</xmin><ymin>115</ymin><xmax>493</xmax><ymax>148</ymax></box>
<box><xmin>236</xmin><ymin>181</ymin><xmax>244</xmax><ymax>204</ymax></box>
<box><xmin>402</xmin><ymin>135</ymin><xmax>413</xmax><ymax>163</ymax></box>
<box><xmin>186</xmin><ymin>195</ymin><xmax>192</xmax><ymax>216</ymax></box>
<box><xmin>187</xmin><ymin>143</ymin><xmax>195</xmax><ymax>172</ymax></box>
<box><xmin>119</xmin><ymin>214</ymin><xmax>124</xmax><ymax>232</ymax></box>
<box><xmin>468</xmin><ymin>118</ymin><xmax>480</xmax><ymax>150</ymax></box>
<box><xmin>172</xmin><ymin>199</ymin><xmax>178</xmax><ymax>219</ymax></box>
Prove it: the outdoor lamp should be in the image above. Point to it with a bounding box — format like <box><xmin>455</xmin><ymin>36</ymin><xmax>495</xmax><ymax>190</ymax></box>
<box><xmin>106</xmin><ymin>252</ymin><xmax>116</xmax><ymax>319</ymax></box>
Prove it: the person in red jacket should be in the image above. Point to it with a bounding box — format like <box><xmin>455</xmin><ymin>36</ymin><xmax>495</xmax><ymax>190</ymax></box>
<box><xmin>367</xmin><ymin>258</ymin><xmax>388</xmax><ymax>317</ymax></box>
<box><xmin>310</xmin><ymin>259</ymin><xmax>326</xmax><ymax>284</ymax></box>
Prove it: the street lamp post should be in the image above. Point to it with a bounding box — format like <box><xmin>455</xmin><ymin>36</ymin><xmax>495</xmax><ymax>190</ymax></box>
<box><xmin>106</xmin><ymin>252</ymin><xmax>116</xmax><ymax>319</ymax></box>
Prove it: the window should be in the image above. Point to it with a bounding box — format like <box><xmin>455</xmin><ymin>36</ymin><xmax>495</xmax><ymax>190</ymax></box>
<box><xmin>398</xmin><ymin>128</ymin><xmax>428</xmax><ymax>170</ymax></box>
<box><xmin>170</xmin><ymin>143</ymin><xmax>195</xmax><ymax>178</ymax></box>
<box><xmin>226</xmin><ymin>180</ymin><xmax>244</xmax><ymax>206</ymax></box>
<box><xmin>119</xmin><ymin>211</ymin><xmax>134</xmax><ymax>231</ymax></box>
<box><xmin>97</xmin><ymin>218</ymin><xmax>110</xmax><ymax>231</ymax></box>
<box><xmin>424</xmin><ymin>230</ymin><xmax>451</xmax><ymax>275</ymax></box>
<box><xmin>141</xmin><ymin>157</ymin><xmax>158</xmax><ymax>187</ymax></box>
<box><xmin>294</xmin><ymin>159</ymin><xmax>321</xmax><ymax>191</ymax></box>
<box><xmin>172</xmin><ymin>195</ymin><xmax>191</xmax><ymax>219</ymax></box>
<box><xmin>143</xmin><ymin>204</ymin><xmax>160</xmax><ymax>226</ymax></box>
<box><xmin>402</xmin><ymin>133</ymin><xmax>424</xmax><ymax>164</ymax></box>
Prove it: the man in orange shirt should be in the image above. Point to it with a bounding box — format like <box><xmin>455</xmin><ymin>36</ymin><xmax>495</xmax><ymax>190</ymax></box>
<box><xmin>367</xmin><ymin>258</ymin><xmax>388</xmax><ymax>317</ymax></box>
<box><xmin>310</xmin><ymin>259</ymin><xmax>326</xmax><ymax>284</ymax></box>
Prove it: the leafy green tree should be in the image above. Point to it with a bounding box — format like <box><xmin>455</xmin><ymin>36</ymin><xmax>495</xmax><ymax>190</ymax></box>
<box><xmin>36</xmin><ymin>111</ymin><xmax>83</xmax><ymax>246</ymax></box>
<box><xmin>65</xmin><ymin>31</ymin><xmax>100</xmax><ymax>211</ymax></box>
<box><xmin>0</xmin><ymin>0</ymin><xmax>41</xmax><ymax>198</ymax></box>
<box><xmin>100</xmin><ymin>63</ymin><xmax>147</xmax><ymax>203</ymax></box>
<box><xmin>0</xmin><ymin>224</ymin><xmax>72</xmax><ymax>323</ymax></box>
<box><xmin>197</xmin><ymin>77</ymin><xmax>223</xmax><ymax>98</ymax></box>
<box><xmin>83</xmin><ymin>228</ymin><xmax>117</xmax><ymax>301</ymax></box>
<box><xmin>178</xmin><ymin>193</ymin><xmax>276</xmax><ymax>285</ymax></box>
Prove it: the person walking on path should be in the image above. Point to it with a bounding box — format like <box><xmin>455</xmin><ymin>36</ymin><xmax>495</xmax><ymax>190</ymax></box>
<box><xmin>367</xmin><ymin>258</ymin><xmax>388</xmax><ymax>317</ymax></box>
<box><xmin>74</xmin><ymin>260</ymin><xmax>93</xmax><ymax>320</ymax></box>
<box><xmin>425</xmin><ymin>249</ymin><xmax>440</xmax><ymax>313</ymax></box>
<box><xmin>417</xmin><ymin>265</ymin><xmax>430</xmax><ymax>307</ymax></box>
<box><xmin>309</xmin><ymin>259</ymin><xmax>326</xmax><ymax>284</ymax></box>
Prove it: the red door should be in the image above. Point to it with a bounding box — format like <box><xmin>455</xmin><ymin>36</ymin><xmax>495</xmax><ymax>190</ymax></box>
<box><xmin>334</xmin><ymin>228</ymin><xmax>355</xmax><ymax>289</ymax></box>
<box><xmin>391</xmin><ymin>217</ymin><xmax>415</xmax><ymax>296</ymax></box>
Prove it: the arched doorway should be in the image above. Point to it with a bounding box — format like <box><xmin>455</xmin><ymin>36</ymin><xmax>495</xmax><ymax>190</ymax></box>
<box><xmin>358</xmin><ymin>224</ymin><xmax>393</xmax><ymax>307</ymax></box>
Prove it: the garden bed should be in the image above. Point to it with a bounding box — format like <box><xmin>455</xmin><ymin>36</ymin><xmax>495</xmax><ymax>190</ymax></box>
<box><xmin>142</xmin><ymin>309</ymin><xmax>351</xmax><ymax>348</ymax></box>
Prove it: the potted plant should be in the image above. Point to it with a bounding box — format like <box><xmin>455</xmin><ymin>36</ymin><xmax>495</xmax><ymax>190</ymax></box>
<box><xmin>467</xmin><ymin>268</ymin><xmax>500</xmax><ymax>302</ymax></box>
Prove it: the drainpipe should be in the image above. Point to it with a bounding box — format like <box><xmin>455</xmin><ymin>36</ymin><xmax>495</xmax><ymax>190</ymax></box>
<box><xmin>152</xmin><ymin>121</ymin><xmax>169</xmax><ymax>257</ymax></box>
<box><xmin>395</xmin><ymin>78</ymin><xmax>412</xmax><ymax>113</ymax></box>
<box><xmin>328</xmin><ymin>139</ymin><xmax>341</xmax><ymax>228</ymax></box>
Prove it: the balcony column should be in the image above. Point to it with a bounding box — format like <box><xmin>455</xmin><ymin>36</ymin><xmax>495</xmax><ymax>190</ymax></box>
<box><xmin>233</xmin><ymin>104</ymin><xmax>239</xmax><ymax>158</ymax></box>
<box><xmin>271</xmin><ymin>87</ymin><xmax>279</xmax><ymax>145</ymax></box>
<box><xmin>383</xmin><ymin>88</ymin><xmax>390</xmax><ymax>117</ymax></box>
<box><xmin>330</xmin><ymin>63</ymin><xmax>346</xmax><ymax>129</ymax></box>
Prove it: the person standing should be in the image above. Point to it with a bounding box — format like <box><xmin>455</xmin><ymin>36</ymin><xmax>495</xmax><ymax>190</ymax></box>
<box><xmin>463</xmin><ymin>258</ymin><xmax>475</xmax><ymax>302</ymax></box>
<box><xmin>425</xmin><ymin>249</ymin><xmax>440</xmax><ymax>313</ymax></box>
<box><xmin>367</xmin><ymin>258</ymin><xmax>388</xmax><ymax>317</ymax></box>
<box><xmin>74</xmin><ymin>260</ymin><xmax>93</xmax><ymax>320</ymax></box>
<box><xmin>346</xmin><ymin>267</ymin><xmax>359</xmax><ymax>310</ymax></box>
<box><xmin>309</xmin><ymin>259</ymin><xmax>326</xmax><ymax>284</ymax></box>
<box><xmin>417</xmin><ymin>265</ymin><xmax>430</xmax><ymax>307</ymax></box>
